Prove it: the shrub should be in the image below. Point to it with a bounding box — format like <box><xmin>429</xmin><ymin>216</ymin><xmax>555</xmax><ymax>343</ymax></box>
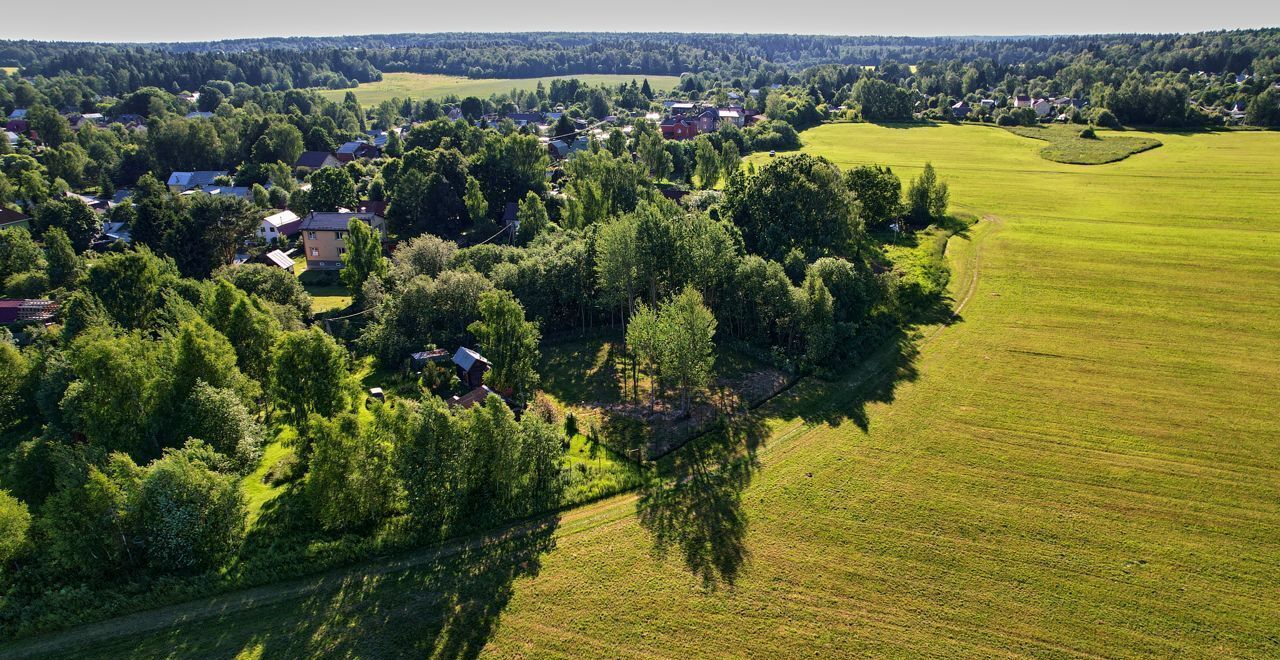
<box><xmin>263</xmin><ymin>451</ymin><xmax>302</xmax><ymax>486</ymax></box>
<box><xmin>1092</xmin><ymin>108</ymin><xmax>1120</xmax><ymax>129</ymax></box>
<box><xmin>1079</xmin><ymin>127</ymin><xmax>1098</xmax><ymax>139</ymax></box>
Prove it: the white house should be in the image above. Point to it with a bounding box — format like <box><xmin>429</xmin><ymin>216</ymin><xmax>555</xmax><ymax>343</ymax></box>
<box><xmin>1032</xmin><ymin>98</ymin><xmax>1053</xmax><ymax>117</ymax></box>
<box><xmin>259</xmin><ymin>209</ymin><xmax>301</xmax><ymax>241</ymax></box>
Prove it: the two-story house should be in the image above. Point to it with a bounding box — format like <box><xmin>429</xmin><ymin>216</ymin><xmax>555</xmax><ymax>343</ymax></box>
<box><xmin>300</xmin><ymin>211</ymin><xmax>386</xmax><ymax>270</ymax></box>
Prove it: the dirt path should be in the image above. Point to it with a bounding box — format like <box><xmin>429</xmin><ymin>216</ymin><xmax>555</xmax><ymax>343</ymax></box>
<box><xmin>3</xmin><ymin>217</ymin><xmax>1002</xmax><ymax>658</ymax></box>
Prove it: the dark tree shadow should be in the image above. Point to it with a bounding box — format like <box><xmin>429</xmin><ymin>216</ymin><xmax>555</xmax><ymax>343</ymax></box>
<box><xmin>88</xmin><ymin>515</ymin><xmax>559</xmax><ymax>660</ymax></box>
<box><xmin>635</xmin><ymin>413</ymin><xmax>767</xmax><ymax>590</ymax></box>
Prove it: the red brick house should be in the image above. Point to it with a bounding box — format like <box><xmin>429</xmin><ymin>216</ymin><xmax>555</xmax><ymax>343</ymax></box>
<box><xmin>660</xmin><ymin>115</ymin><xmax>698</xmax><ymax>140</ymax></box>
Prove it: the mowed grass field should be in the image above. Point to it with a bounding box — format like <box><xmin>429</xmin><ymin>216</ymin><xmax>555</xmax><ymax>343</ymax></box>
<box><xmin>10</xmin><ymin>123</ymin><xmax>1280</xmax><ymax>658</ymax></box>
<box><xmin>317</xmin><ymin>72</ymin><xmax>681</xmax><ymax>105</ymax></box>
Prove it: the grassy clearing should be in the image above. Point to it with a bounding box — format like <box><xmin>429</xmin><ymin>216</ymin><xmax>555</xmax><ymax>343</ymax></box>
<box><xmin>317</xmin><ymin>73</ymin><xmax>681</xmax><ymax>105</ymax></box>
<box><xmin>239</xmin><ymin>434</ymin><xmax>294</xmax><ymax>526</ymax></box>
<box><xmin>294</xmin><ymin>259</ymin><xmax>351</xmax><ymax>313</ymax></box>
<box><xmin>1</xmin><ymin>66</ymin><xmax>17</xmax><ymax>75</ymax></box>
<box><xmin>1003</xmin><ymin>123</ymin><xmax>1163</xmax><ymax>164</ymax></box>
<box><xmin>12</xmin><ymin>123</ymin><xmax>1280</xmax><ymax>658</ymax></box>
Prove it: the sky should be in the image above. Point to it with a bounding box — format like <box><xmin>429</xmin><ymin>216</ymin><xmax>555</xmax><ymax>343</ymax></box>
<box><xmin>1</xmin><ymin>0</ymin><xmax>1277</xmax><ymax>42</ymax></box>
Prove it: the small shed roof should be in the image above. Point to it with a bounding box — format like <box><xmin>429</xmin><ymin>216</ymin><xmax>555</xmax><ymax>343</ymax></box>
<box><xmin>452</xmin><ymin>347</ymin><xmax>490</xmax><ymax>372</ymax></box>
<box><xmin>264</xmin><ymin>250</ymin><xmax>294</xmax><ymax>270</ymax></box>
<box><xmin>449</xmin><ymin>385</ymin><xmax>497</xmax><ymax>409</ymax></box>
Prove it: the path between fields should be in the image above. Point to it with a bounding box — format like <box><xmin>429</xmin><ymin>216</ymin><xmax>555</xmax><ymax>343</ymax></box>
<box><xmin>4</xmin><ymin>216</ymin><xmax>1002</xmax><ymax>659</ymax></box>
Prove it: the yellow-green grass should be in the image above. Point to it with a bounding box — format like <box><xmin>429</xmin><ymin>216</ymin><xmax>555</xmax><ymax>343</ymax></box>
<box><xmin>317</xmin><ymin>73</ymin><xmax>681</xmax><ymax>105</ymax></box>
<box><xmin>293</xmin><ymin>257</ymin><xmax>351</xmax><ymax>313</ymax></box>
<box><xmin>239</xmin><ymin>435</ymin><xmax>293</xmax><ymax>526</ymax></box>
<box><xmin>1005</xmin><ymin>123</ymin><xmax>1163</xmax><ymax>164</ymax></box>
<box><xmin>1</xmin><ymin>66</ymin><xmax>17</xmax><ymax>75</ymax></box>
<box><xmin>13</xmin><ymin>123</ymin><xmax>1280</xmax><ymax>658</ymax></box>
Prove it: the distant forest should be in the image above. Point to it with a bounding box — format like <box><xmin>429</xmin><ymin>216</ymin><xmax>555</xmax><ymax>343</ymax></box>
<box><xmin>1</xmin><ymin>30</ymin><xmax>1277</xmax><ymax>97</ymax></box>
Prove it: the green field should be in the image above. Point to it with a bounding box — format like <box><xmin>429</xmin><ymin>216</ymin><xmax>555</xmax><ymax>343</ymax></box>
<box><xmin>317</xmin><ymin>73</ymin><xmax>682</xmax><ymax>105</ymax></box>
<box><xmin>1004</xmin><ymin>124</ymin><xmax>1163</xmax><ymax>164</ymax></box>
<box><xmin>9</xmin><ymin>123</ymin><xmax>1280</xmax><ymax>658</ymax></box>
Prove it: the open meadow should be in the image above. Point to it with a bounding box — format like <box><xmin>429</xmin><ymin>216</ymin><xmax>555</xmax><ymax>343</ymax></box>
<box><xmin>316</xmin><ymin>73</ymin><xmax>681</xmax><ymax>105</ymax></box>
<box><xmin>8</xmin><ymin>123</ymin><xmax>1279</xmax><ymax>658</ymax></box>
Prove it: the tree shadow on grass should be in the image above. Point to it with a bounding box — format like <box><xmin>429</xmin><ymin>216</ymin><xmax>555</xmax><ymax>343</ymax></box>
<box><xmin>636</xmin><ymin>412</ymin><xmax>768</xmax><ymax>590</ymax></box>
<box><xmin>98</xmin><ymin>515</ymin><xmax>560</xmax><ymax>660</ymax></box>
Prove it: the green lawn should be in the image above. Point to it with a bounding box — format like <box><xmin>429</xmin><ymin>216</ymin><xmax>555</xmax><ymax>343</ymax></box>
<box><xmin>294</xmin><ymin>258</ymin><xmax>351</xmax><ymax>313</ymax></box>
<box><xmin>1</xmin><ymin>66</ymin><xmax>17</xmax><ymax>75</ymax></box>
<box><xmin>12</xmin><ymin>123</ymin><xmax>1280</xmax><ymax>658</ymax></box>
<box><xmin>239</xmin><ymin>434</ymin><xmax>294</xmax><ymax>526</ymax></box>
<box><xmin>317</xmin><ymin>73</ymin><xmax>682</xmax><ymax>105</ymax></box>
<box><xmin>1003</xmin><ymin>123</ymin><xmax>1163</xmax><ymax>164</ymax></box>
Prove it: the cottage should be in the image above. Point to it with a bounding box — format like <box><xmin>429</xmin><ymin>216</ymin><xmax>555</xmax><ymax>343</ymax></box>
<box><xmin>0</xmin><ymin>207</ymin><xmax>31</xmax><ymax>231</ymax></box>
<box><xmin>951</xmin><ymin>101</ymin><xmax>971</xmax><ymax>118</ymax></box>
<box><xmin>259</xmin><ymin>209</ymin><xmax>301</xmax><ymax>241</ymax></box>
<box><xmin>409</xmin><ymin>348</ymin><xmax>450</xmax><ymax>372</ymax></box>
<box><xmin>717</xmin><ymin>108</ymin><xmax>744</xmax><ymax>127</ymax></box>
<box><xmin>100</xmin><ymin>220</ymin><xmax>132</xmax><ymax>244</ymax></box>
<box><xmin>0</xmin><ymin>299</ymin><xmax>57</xmax><ymax>325</ymax></box>
<box><xmin>336</xmin><ymin>141</ymin><xmax>379</xmax><ymax>162</ymax></box>
<box><xmin>506</xmin><ymin>112</ymin><xmax>545</xmax><ymax>127</ymax></box>
<box><xmin>448</xmin><ymin>385</ymin><xmax>499</xmax><ymax>410</ymax></box>
<box><xmin>166</xmin><ymin>170</ymin><xmax>228</xmax><ymax>193</ymax></box>
<box><xmin>695</xmin><ymin>108</ymin><xmax>719</xmax><ymax>133</ymax></box>
<box><xmin>659</xmin><ymin>116</ymin><xmax>698</xmax><ymax>140</ymax></box>
<box><xmin>6</xmin><ymin>109</ymin><xmax>29</xmax><ymax>134</ymax></box>
<box><xmin>299</xmin><ymin>211</ymin><xmax>385</xmax><ymax>270</ymax></box>
<box><xmin>194</xmin><ymin>186</ymin><xmax>254</xmax><ymax>200</ymax></box>
<box><xmin>365</xmin><ymin>130</ymin><xmax>390</xmax><ymax>149</ymax></box>
<box><xmin>294</xmin><ymin>151</ymin><xmax>341</xmax><ymax>171</ymax></box>
<box><xmin>1032</xmin><ymin>98</ymin><xmax>1053</xmax><ymax>117</ymax></box>
<box><xmin>452</xmin><ymin>347</ymin><xmax>492</xmax><ymax>388</ymax></box>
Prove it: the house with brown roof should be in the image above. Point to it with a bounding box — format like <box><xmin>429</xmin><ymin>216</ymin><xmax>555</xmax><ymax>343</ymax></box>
<box><xmin>660</xmin><ymin>115</ymin><xmax>698</xmax><ymax>140</ymax></box>
<box><xmin>449</xmin><ymin>384</ymin><xmax>499</xmax><ymax>409</ymax></box>
<box><xmin>0</xmin><ymin>208</ymin><xmax>31</xmax><ymax>231</ymax></box>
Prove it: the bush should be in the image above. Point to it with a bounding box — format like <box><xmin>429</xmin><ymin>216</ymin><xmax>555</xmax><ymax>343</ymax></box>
<box><xmin>1091</xmin><ymin>108</ymin><xmax>1120</xmax><ymax>129</ymax></box>
<box><xmin>1079</xmin><ymin>127</ymin><xmax>1098</xmax><ymax>139</ymax></box>
<box><xmin>996</xmin><ymin>113</ymin><xmax>1018</xmax><ymax>126</ymax></box>
<box><xmin>4</xmin><ymin>270</ymin><xmax>50</xmax><ymax>297</ymax></box>
<box><xmin>263</xmin><ymin>451</ymin><xmax>302</xmax><ymax>486</ymax></box>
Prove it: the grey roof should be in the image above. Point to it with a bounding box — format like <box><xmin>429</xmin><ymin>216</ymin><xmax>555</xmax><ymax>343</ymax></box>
<box><xmin>452</xmin><ymin>346</ymin><xmax>490</xmax><ymax>372</ymax></box>
<box><xmin>295</xmin><ymin>151</ymin><xmax>337</xmax><ymax>168</ymax></box>
<box><xmin>8</xmin><ymin>109</ymin><xmax>27</xmax><ymax>120</ymax></box>
<box><xmin>337</xmin><ymin>141</ymin><xmax>372</xmax><ymax>154</ymax></box>
<box><xmin>167</xmin><ymin>170</ymin><xmax>228</xmax><ymax>189</ymax></box>
<box><xmin>299</xmin><ymin>211</ymin><xmax>383</xmax><ymax>232</ymax></box>
<box><xmin>265</xmin><ymin>250</ymin><xmax>294</xmax><ymax>270</ymax></box>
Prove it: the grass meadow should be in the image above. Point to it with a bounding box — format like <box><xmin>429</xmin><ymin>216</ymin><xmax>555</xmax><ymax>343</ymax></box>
<box><xmin>1004</xmin><ymin>123</ymin><xmax>1163</xmax><ymax>164</ymax></box>
<box><xmin>317</xmin><ymin>73</ymin><xmax>681</xmax><ymax>105</ymax></box>
<box><xmin>10</xmin><ymin>123</ymin><xmax>1279</xmax><ymax>658</ymax></box>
